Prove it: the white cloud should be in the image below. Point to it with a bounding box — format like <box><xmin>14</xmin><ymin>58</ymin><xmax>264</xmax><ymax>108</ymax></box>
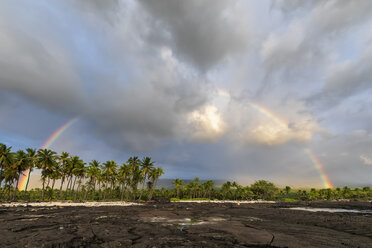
<box><xmin>187</xmin><ymin>105</ymin><xmax>226</xmax><ymax>142</ymax></box>
<box><xmin>360</xmin><ymin>155</ymin><xmax>372</xmax><ymax>165</ymax></box>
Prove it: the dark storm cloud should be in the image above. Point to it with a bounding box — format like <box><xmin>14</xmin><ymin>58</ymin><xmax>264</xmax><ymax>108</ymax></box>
<box><xmin>137</xmin><ymin>0</ymin><xmax>248</xmax><ymax>71</ymax></box>
<box><xmin>0</xmin><ymin>1</ymin><xmax>83</xmax><ymax>113</ymax></box>
<box><xmin>0</xmin><ymin>0</ymin><xmax>210</xmax><ymax>152</ymax></box>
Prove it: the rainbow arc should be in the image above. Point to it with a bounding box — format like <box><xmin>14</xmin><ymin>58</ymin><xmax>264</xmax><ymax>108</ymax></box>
<box><xmin>17</xmin><ymin>118</ymin><xmax>77</xmax><ymax>190</ymax></box>
<box><xmin>217</xmin><ymin>88</ymin><xmax>333</xmax><ymax>188</ymax></box>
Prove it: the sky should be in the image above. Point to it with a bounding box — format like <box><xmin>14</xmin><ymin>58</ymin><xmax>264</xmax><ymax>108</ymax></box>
<box><xmin>1</xmin><ymin>0</ymin><xmax>372</xmax><ymax>188</ymax></box>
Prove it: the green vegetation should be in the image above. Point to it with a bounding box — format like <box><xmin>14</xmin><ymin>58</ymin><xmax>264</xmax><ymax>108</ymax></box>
<box><xmin>168</xmin><ymin>179</ymin><xmax>372</xmax><ymax>201</ymax></box>
<box><xmin>0</xmin><ymin>143</ymin><xmax>163</xmax><ymax>202</ymax></box>
<box><xmin>1</xmin><ymin>142</ymin><xmax>371</xmax><ymax>202</ymax></box>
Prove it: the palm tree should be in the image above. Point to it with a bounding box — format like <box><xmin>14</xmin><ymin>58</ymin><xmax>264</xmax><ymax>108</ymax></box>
<box><xmin>148</xmin><ymin>167</ymin><xmax>164</xmax><ymax>200</ymax></box>
<box><xmin>0</xmin><ymin>143</ymin><xmax>13</xmax><ymax>189</ymax></box>
<box><xmin>118</xmin><ymin>163</ymin><xmax>130</xmax><ymax>201</ymax></box>
<box><xmin>24</xmin><ymin>148</ymin><xmax>36</xmax><ymax>192</ymax></box>
<box><xmin>139</xmin><ymin>157</ymin><xmax>154</xmax><ymax>200</ymax></box>
<box><xmin>70</xmin><ymin>156</ymin><xmax>85</xmax><ymax>197</ymax></box>
<box><xmin>202</xmin><ymin>180</ymin><xmax>214</xmax><ymax>198</ymax></box>
<box><xmin>12</xmin><ymin>150</ymin><xmax>31</xmax><ymax>200</ymax></box>
<box><xmin>48</xmin><ymin>162</ymin><xmax>61</xmax><ymax>199</ymax></box>
<box><xmin>285</xmin><ymin>186</ymin><xmax>291</xmax><ymax>196</ymax></box>
<box><xmin>102</xmin><ymin>160</ymin><xmax>117</xmax><ymax>200</ymax></box>
<box><xmin>72</xmin><ymin>161</ymin><xmax>86</xmax><ymax>201</ymax></box>
<box><xmin>58</xmin><ymin>152</ymin><xmax>70</xmax><ymax>200</ymax></box>
<box><xmin>85</xmin><ymin>160</ymin><xmax>100</xmax><ymax>200</ymax></box>
<box><xmin>64</xmin><ymin>156</ymin><xmax>83</xmax><ymax>199</ymax></box>
<box><xmin>221</xmin><ymin>181</ymin><xmax>232</xmax><ymax>200</ymax></box>
<box><xmin>2</xmin><ymin>153</ymin><xmax>16</xmax><ymax>199</ymax></box>
<box><xmin>172</xmin><ymin>179</ymin><xmax>184</xmax><ymax>199</ymax></box>
<box><xmin>36</xmin><ymin>149</ymin><xmax>57</xmax><ymax>201</ymax></box>
<box><xmin>127</xmin><ymin>156</ymin><xmax>141</xmax><ymax>200</ymax></box>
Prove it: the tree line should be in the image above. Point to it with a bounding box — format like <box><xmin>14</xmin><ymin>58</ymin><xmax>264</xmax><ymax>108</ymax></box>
<box><xmin>1</xmin><ymin>142</ymin><xmax>371</xmax><ymax>202</ymax></box>
<box><xmin>170</xmin><ymin>179</ymin><xmax>372</xmax><ymax>201</ymax></box>
<box><xmin>0</xmin><ymin>143</ymin><xmax>163</xmax><ymax>201</ymax></box>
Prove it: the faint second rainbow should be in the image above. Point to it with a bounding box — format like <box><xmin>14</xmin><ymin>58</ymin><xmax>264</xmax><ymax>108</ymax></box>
<box><xmin>248</xmin><ymin>103</ymin><xmax>288</xmax><ymax>129</ymax></box>
<box><xmin>305</xmin><ymin>149</ymin><xmax>333</xmax><ymax>189</ymax></box>
<box><xmin>217</xmin><ymin>88</ymin><xmax>288</xmax><ymax>129</ymax></box>
<box><xmin>17</xmin><ymin>118</ymin><xmax>78</xmax><ymax>190</ymax></box>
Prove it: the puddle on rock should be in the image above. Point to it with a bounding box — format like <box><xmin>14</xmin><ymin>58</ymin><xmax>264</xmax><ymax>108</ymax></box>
<box><xmin>288</xmin><ymin>207</ymin><xmax>372</xmax><ymax>214</ymax></box>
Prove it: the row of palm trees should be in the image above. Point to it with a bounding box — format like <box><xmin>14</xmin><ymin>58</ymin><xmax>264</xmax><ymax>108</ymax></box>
<box><xmin>0</xmin><ymin>143</ymin><xmax>164</xmax><ymax>201</ymax></box>
<box><xmin>170</xmin><ymin>179</ymin><xmax>372</xmax><ymax>201</ymax></box>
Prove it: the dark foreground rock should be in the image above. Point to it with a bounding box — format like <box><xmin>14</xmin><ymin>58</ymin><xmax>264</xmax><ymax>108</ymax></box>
<box><xmin>0</xmin><ymin>201</ymin><xmax>371</xmax><ymax>247</ymax></box>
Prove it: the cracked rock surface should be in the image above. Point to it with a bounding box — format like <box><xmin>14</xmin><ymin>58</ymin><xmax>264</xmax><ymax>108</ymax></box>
<box><xmin>0</xmin><ymin>201</ymin><xmax>371</xmax><ymax>247</ymax></box>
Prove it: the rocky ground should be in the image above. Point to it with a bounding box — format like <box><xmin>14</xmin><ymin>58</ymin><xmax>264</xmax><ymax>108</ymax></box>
<box><xmin>0</xmin><ymin>201</ymin><xmax>371</xmax><ymax>247</ymax></box>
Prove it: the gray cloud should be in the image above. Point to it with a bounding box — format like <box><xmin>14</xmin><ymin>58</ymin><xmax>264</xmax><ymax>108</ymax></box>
<box><xmin>259</xmin><ymin>0</ymin><xmax>372</xmax><ymax>95</ymax></box>
<box><xmin>2</xmin><ymin>0</ymin><xmax>372</xmax><ymax>186</ymax></box>
<box><xmin>137</xmin><ymin>0</ymin><xmax>248</xmax><ymax>71</ymax></box>
<box><xmin>308</xmin><ymin>45</ymin><xmax>372</xmax><ymax>107</ymax></box>
<box><xmin>0</xmin><ymin>1</ymin><xmax>83</xmax><ymax>114</ymax></box>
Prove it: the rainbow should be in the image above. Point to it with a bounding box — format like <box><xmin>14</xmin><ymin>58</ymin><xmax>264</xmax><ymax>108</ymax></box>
<box><xmin>248</xmin><ymin>103</ymin><xmax>288</xmax><ymax>129</ymax></box>
<box><xmin>17</xmin><ymin>118</ymin><xmax>77</xmax><ymax>190</ymax></box>
<box><xmin>217</xmin><ymin>88</ymin><xmax>288</xmax><ymax>129</ymax></box>
<box><xmin>305</xmin><ymin>149</ymin><xmax>333</xmax><ymax>189</ymax></box>
<box><xmin>217</xmin><ymin>88</ymin><xmax>333</xmax><ymax>188</ymax></box>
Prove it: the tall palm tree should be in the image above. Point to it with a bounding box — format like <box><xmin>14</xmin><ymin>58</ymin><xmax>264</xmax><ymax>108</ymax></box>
<box><xmin>69</xmin><ymin>156</ymin><xmax>85</xmax><ymax>197</ymax></box>
<box><xmin>36</xmin><ymin>149</ymin><xmax>57</xmax><ymax>201</ymax></box>
<box><xmin>202</xmin><ymin>180</ymin><xmax>214</xmax><ymax>198</ymax></box>
<box><xmin>118</xmin><ymin>163</ymin><xmax>130</xmax><ymax>201</ymax></box>
<box><xmin>72</xmin><ymin>161</ymin><xmax>86</xmax><ymax>201</ymax></box>
<box><xmin>3</xmin><ymin>153</ymin><xmax>16</xmax><ymax>199</ymax></box>
<box><xmin>0</xmin><ymin>143</ymin><xmax>13</xmax><ymax>189</ymax></box>
<box><xmin>221</xmin><ymin>181</ymin><xmax>232</xmax><ymax>200</ymax></box>
<box><xmin>102</xmin><ymin>160</ymin><xmax>117</xmax><ymax>200</ymax></box>
<box><xmin>172</xmin><ymin>179</ymin><xmax>184</xmax><ymax>199</ymax></box>
<box><xmin>12</xmin><ymin>150</ymin><xmax>31</xmax><ymax>200</ymax></box>
<box><xmin>24</xmin><ymin>148</ymin><xmax>36</xmax><ymax>192</ymax></box>
<box><xmin>58</xmin><ymin>152</ymin><xmax>70</xmax><ymax>200</ymax></box>
<box><xmin>64</xmin><ymin>156</ymin><xmax>83</xmax><ymax>199</ymax></box>
<box><xmin>139</xmin><ymin>157</ymin><xmax>154</xmax><ymax>200</ymax></box>
<box><xmin>85</xmin><ymin>160</ymin><xmax>100</xmax><ymax>200</ymax></box>
<box><xmin>148</xmin><ymin>167</ymin><xmax>164</xmax><ymax>200</ymax></box>
<box><xmin>127</xmin><ymin>156</ymin><xmax>141</xmax><ymax>200</ymax></box>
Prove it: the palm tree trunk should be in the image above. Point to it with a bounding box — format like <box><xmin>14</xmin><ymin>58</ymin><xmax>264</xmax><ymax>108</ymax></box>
<box><xmin>12</xmin><ymin>176</ymin><xmax>20</xmax><ymax>201</ymax></box>
<box><xmin>120</xmin><ymin>184</ymin><xmax>125</xmax><ymax>201</ymax></box>
<box><xmin>64</xmin><ymin>176</ymin><xmax>73</xmax><ymax>200</ymax></box>
<box><xmin>126</xmin><ymin>188</ymin><xmax>129</xmax><ymax>201</ymax></box>
<box><xmin>42</xmin><ymin>179</ymin><xmax>46</xmax><ymax>201</ymax></box>
<box><xmin>103</xmin><ymin>185</ymin><xmax>107</xmax><ymax>201</ymax></box>
<box><xmin>50</xmin><ymin>179</ymin><xmax>56</xmax><ymax>200</ymax></box>
<box><xmin>84</xmin><ymin>180</ymin><xmax>91</xmax><ymax>201</ymax></box>
<box><xmin>66</xmin><ymin>176</ymin><xmax>72</xmax><ymax>190</ymax></box>
<box><xmin>84</xmin><ymin>187</ymin><xmax>89</xmax><ymax>201</ymax></box>
<box><xmin>51</xmin><ymin>179</ymin><xmax>56</xmax><ymax>190</ymax></box>
<box><xmin>139</xmin><ymin>180</ymin><xmax>146</xmax><ymax>201</ymax></box>
<box><xmin>91</xmin><ymin>182</ymin><xmax>96</xmax><ymax>201</ymax></box>
<box><xmin>74</xmin><ymin>181</ymin><xmax>80</xmax><ymax>201</ymax></box>
<box><xmin>0</xmin><ymin>165</ymin><xmax>3</xmax><ymax>189</ymax></box>
<box><xmin>148</xmin><ymin>180</ymin><xmax>157</xmax><ymax>201</ymax></box>
<box><xmin>25</xmin><ymin>169</ymin><xmax>31</xmax><ymax>192</ymax></box>
<box><xmin>71</xmin><ymin>177</ymin><xmax>77</xmax><ymax>196</ymax></box>
<box><xmin>59</xmin><ymin>176</ymin><xmax>65</xmax><ymax>200</ymax></box>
